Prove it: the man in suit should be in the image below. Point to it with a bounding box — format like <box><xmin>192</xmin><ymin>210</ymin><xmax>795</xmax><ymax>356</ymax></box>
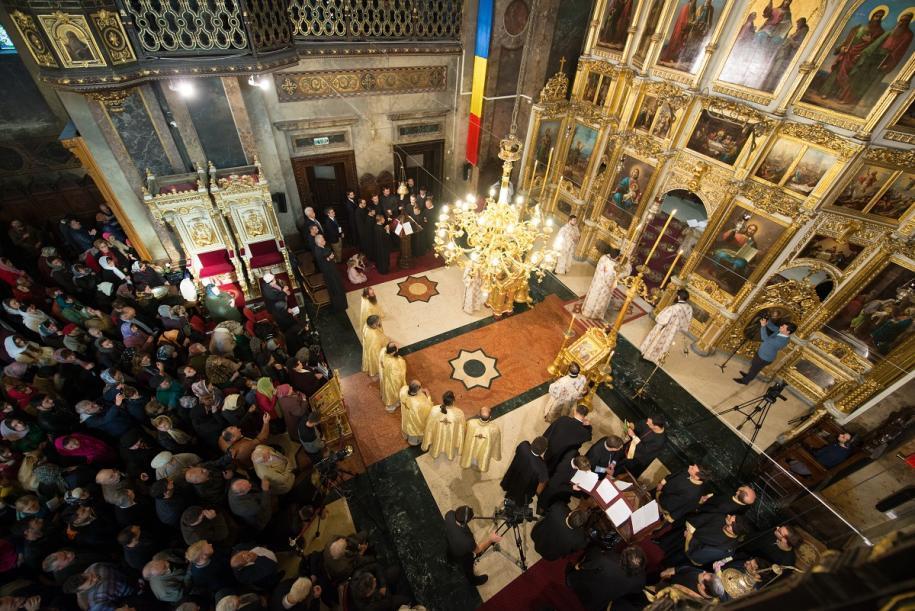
<box><xmin>734</xmin><ymin>319</ymin><xmax>796</xmax><ymax>385</ymax></box>
<box><xmin>343</xmin><ymin>189</ymin><xmax>358</xmax><ymax>243</ymax></box>
<box><xmin>323</xmin><ymin>207</ymin><xmax>344</xmax><ymax>261</ymax></box>
<box><xmin>303</xmin><ymin>206</ymin><xmax>324</xmax><ymax>236</ymax></box>
<box><xmin>531</xmin><ymin>505</ymin><xmax>589</xmax><ymax>561</ymax></box>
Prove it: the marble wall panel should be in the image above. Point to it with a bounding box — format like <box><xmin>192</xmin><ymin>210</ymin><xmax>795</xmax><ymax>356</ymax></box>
<box><xmin>185</xmin><ymin>78</ymin><xmax>247</xmax><ymax>168</ymax></box>
<box><xmin>106</xmin><ymin>89</ymin><xmax>172</xmax><ymax>176</ymax></box>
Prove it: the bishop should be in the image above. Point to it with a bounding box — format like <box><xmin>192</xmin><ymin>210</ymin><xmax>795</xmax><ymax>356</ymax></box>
<box><xmin>553</xmin><ymin>215</ymin><xmax>580</xmax><ymax>275</ymax></box>
<box><xmin>580</xmin><ymin>254</ymin><xmax>630</xmax><ymax>320</ymax></box>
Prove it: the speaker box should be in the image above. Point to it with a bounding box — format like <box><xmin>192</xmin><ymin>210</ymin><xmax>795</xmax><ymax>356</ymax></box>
<box><xmin>463</xmin><ymin>162</ymin><xmax>473</xmax><ymax>181</ymax></box>
<box><xmin>272</xmin><ymin>192</ymin><xmax>287</xmax><ymax>214</ymax></box>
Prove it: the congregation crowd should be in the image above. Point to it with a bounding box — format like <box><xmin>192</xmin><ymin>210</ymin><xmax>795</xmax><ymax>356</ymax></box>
<box><xmin>0</xmin><ymin>208</ymin><xmax>417</xmax><ymax>610</ymax></box>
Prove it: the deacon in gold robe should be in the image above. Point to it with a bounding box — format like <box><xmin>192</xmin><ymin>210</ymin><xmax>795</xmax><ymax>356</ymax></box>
<box><xmin>421</xmin><ymin>391</ymin><xmax>466</xmax><ymax>461</ymax></box>
<box><xmin>359</xmin><ymin>287</ymin><xmax>384</xmax><ymax>339</ymax></box>
<box><xmin>379</xmin><ymin>342</ymin><xmax>407</xmax><ymax>412</ymax></box>
<box><xmin>361</xmin><ymin>314</ymin><xmax>387</xmax><ymax>380</ymax></box>
<box><xmin>399</xmin><ymin>380</ymin><xmax>433</xmax><ymax>445</ymax></box>
<box><xmin>460</xmin><ymin>407</ymin><xmax>502</xmax><ymax>472</ymax></box>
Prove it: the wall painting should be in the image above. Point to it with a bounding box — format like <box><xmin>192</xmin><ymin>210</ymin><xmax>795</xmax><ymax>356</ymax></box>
<box><xmin>796</xmin><ymin>234</ymin><xmax>864</xmax><ymax>271</ymax></box>
<box><xmin>597</xmin><ymin>0</ymin><xmax>640</xmax><ymax>51</ymax></box>
<box><xmin>564</xmin><ymin>124</ymin><xmax>599</xmax><ymax>187</ymax></box>
<box><xmin>603</xmin><ymin>155</ymin><xmax>656</xmax><ymax>229</ymax></box>
<box><xmin>657</xmin><ymin>0</ymin><xmax>727</xmax><ymax>75</ymax></box>
<box><xmin>686</xmin><ymin>109</ymin><xmax>754</xmax><ymax>165</ymax></box>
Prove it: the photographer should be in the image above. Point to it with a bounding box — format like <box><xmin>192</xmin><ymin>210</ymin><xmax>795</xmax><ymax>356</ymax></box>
<box><xmin>443</xmin><ymin>505</ymin><xmax>501</xmax><ymax>585</ymax></box>
<box><xmin>530</xmin><ymin>505</ymin><xmax>589</xmax><ymax>561</ymax></box>
<box><xmin>733</xmin><ymin>319</ymin><xmax>795</xmax><ymax>385</ymax></box>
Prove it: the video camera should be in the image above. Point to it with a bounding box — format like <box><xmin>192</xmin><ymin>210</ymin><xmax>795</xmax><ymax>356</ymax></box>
<box><xmin>763</xmin><ymin>380</ymin><xmax>788</xmax><ymax>404</ymax></box>
<box><xmin>494</xmin><ymin>498</ymin><xmax>536</xmax><ymax>526</ymax></box>
<box><xmin>315</xmin><ymin>445</ymin><xmax>353</xmax><ymax>479</ymax></box>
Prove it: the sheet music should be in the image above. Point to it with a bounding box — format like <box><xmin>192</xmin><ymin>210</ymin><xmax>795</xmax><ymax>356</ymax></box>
<box><xmin>394</xmin><ymin>224</ymin><xmax>404</xmax><ymax>236</ymax></box>
<box><xmin>605</xmin><ymin>499</ymin><xmax>632</xmax><ymax>527</ymax></box>
<box><xmin>630</xmin><ymin>500</ymin><xmax>660</xmax><ymax>534</ymax></box>
<box><xmin>402</xmin><ymin>222</ymin><xmax>414</xmax><ymax>235</ymax></box>
<box><xmin>614</xmin><ymin>480</ymin><xmax>633</xmax><ymax>491</ymax></box>
<box><xmin>290</xmin><ymin>306</ymin><xmax>300</xmax><ymax>316</ymax></box>
<box><xmin>571</xmin><ymin>469</ymin><xmax>599</xmax><ymax>492</ymax></box>
<box><xmin>595</xmin><ymin>478</ymin><xmax>619</xmax><ymax>504</ymax></box>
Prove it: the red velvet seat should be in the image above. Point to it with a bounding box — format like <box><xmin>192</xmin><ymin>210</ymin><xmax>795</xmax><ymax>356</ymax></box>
<box><xmin>197</xmin><ymin>249</ymin><xmax>234</xmax><ymax>279</ymax></box>
<box><xmin>247</xmin><ymin>240</ymin><xmax>283</xmax><ymax>268</ymax></box>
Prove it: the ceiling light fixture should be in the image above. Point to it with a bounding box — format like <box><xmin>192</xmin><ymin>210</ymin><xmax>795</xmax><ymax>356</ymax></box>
<box><xmin>248</xmin><ymin>74</ymin><xmax>270</xmax><ymax>90</ymax></box>
<box><xmin>169</xmin><ymin>79</ymin><xmax>196</xmax><ymax>98</ymax></box>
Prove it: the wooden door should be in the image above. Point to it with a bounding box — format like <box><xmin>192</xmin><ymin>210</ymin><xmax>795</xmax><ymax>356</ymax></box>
<box><xmin>291</xmin><ymin>151</ymin><xmax>358</xmax><ymax>238</ymax></box>
<box><xmin>394</xmin><ymin>140</ymin><xmax>444</xmax><ymax>200</ymax></box>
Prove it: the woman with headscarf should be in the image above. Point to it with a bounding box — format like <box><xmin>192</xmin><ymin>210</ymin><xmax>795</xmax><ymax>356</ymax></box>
<box><xmin>254</xmin><ymin>377</ymin><xmax>281</xmax><ymax>422</ymax></box>
<box><xmin>53</xmin><ymin>433</ymin><xmax>116</xmax><ymax>465</ymax></box>
<box><xmin>209</xmin><ymin>326</ymin><xmax>237</xmax><ymax>357</ymax></box>
<box><xmin>151</xmin><ymin>415</ymin><xmax>196</xmax><ymax>453</ymax></box>
<box><xmin>55</xmin><ymin>294</ymin><xmax>91</xmax><ymax>327</ymax></box>
<box><xmin>37</xmin><ymin>246</ymin><xmax>58</xmax><ymax>285</ymax></box>
<box><xmin>158</xmin><ymin>305</ymin><xmax>189</xmax><ymax>333</ymax></box>
<box><xmin>94</xmin><ymin>336</ymin><xmax>124</xmax><ymax>370</ymax></box>
<box><xmin>156</xmin><ymin>375</ymin><xmax>183</xmax><ymax>410</ymax></box>
<box><xmin>4</xmin><ymin>336</ymin><xmax>54</xmax><ymax>367</ymax></box>
<box><xmin>2</xmin><ymin>363</ymin><xmax>37</xmax><ymax>409</ymax></box>
<box><xmin>275</xmin><ymin>384</ymin><xmax>309</xmax><ymax>443</ymax></box>
<box><xmin>1</xmin><ymin>418</ymin><xmax>44</xmax><ymax>453</ymax></box>
<box><xmin>121</xmin><ymin>320</ymin><xmax>152</xmax><ymax>351</ymax></box>
<box><xmin>12</xmin><ymin>276</ymin><xmax>44</xmax><ymax>309</ymax></box>
<box><xmin>204</xmin><ymin>285</ymin><xmax>242</xmax><ymax>323</ymax></box>
<box><xmin>99</xmin><ymin>254</ymin><xmax>129</xmax><ymax>284</ymax></box>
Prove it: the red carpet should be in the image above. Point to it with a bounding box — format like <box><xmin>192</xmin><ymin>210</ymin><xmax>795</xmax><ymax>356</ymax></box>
<box><xmin>339</xmin><ymin>250</ymin><xmax>443</xmax><ymax>292</ymax></box>
<box><xmin>479</xmin><ymin>555</ymin><xmax>586</xmax><ymax>611</ymax></box>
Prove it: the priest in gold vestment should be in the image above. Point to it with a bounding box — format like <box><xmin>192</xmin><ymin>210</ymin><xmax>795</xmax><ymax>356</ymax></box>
<box><xmin>421</xmin><ymin>391</ymin><xmax>466</xmax><ymax>461</ymax></box>
<box><xmin>379</xmin><ymin>342</ymin><xmax>407</xmax><ymax>412</ymax></box>
<box><xmin>399</xmin><ymin>380</ymin><xmax>433</xmax><ymax>445</ymax></box>
<box><xmin>359</xmin><ymin>287</ymin><xmax>384</xmax><ymax>339</ymax></box>
<box><xmin>460</xmin><ymin>407</ymin><xmax>502</xmax><ymax>472</ymax></box>
<box><xmin>361</xmin><ymin>315</ymin><xmax>387</xmax><ymax>380</ymax></box>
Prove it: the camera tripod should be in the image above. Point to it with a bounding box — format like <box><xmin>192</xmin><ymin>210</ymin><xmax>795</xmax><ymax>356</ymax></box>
<box><xmin>688</xmin><ymin>381</ymin><xmax>787</xmax><ymax>472</ymax></box>
<box><xmin>473</xmin><ymin>516</ymin><xmax>530</xmax><ymax>571</ymax></box>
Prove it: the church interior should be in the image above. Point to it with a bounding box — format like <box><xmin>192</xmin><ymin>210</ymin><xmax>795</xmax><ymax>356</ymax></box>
<box><xmin>0</xmin><ymin>0</ymin><xmax>913</xmax><ymax>609</ymax></box>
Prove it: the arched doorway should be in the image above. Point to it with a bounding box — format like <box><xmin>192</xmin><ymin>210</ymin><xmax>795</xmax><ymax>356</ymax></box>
<box><xmin>634</xmin><ymin>189</ymin><xmax>708</xmax><ymax>298</ymax></box>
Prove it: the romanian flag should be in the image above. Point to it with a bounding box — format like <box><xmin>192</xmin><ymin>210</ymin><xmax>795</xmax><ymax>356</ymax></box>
<box><xmin>466</xmin><ymin>0</ymin><xmax>493</xmax><ymax>166</ymax></box>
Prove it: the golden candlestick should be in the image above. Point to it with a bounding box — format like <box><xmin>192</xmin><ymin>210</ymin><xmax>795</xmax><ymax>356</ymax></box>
<box><xmin>551</xmin><ymin>176</ymin><xmax>563</xmax><ymax>211</ymax></box>
<box><xmin>548</xmin><ymin>313</ymin><xmax>578</xmax><ymax>375</ymax></box>
<box><xmin>660</xmin><ymin>249</ymin><xmax>683</xmax><ymax>290</ymax></box>
<box><xmin>539</xmin><ymin>147</ymin><xmax>554</xmax><ymax>204</ymax></box>
<box><xmin>643</xmin><ymin>209</ymin><xmax>676</xmax><ymax>267</ymax></box>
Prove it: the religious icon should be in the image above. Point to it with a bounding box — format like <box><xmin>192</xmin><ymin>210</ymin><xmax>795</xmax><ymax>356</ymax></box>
<box><xmin>797</xmin><ymin>234</ymin><xmax>864</xmax><ymax>271</ymax></box>
<box><xmin>189</xmin><ymin>220</ymin><xmax>218</xmax><ymax>248</ymax></box>
<box><xmin>534</xmin><ymin>120</ymin><xmax>560</xmax><ymax>169</ymax></box>
<box><xmin>825</xmin><ymin>263</ymin><xmax>915</xmax><ymax>360</ymax></box>
<box><xmin>800</xmin><ymin>2</ymin><xmax>915</xmax><ymax>119</ymax></box>
<box><xmin>38</xmin><ymin>13</ymin><xmax>106</xmax><ymax>68</ymax></box>
<box><xmin>633</xmin><ymin>0</ymin><xmax>664</xmax><ymax>64</ymax></box>
<box><xmin>832</xmin><ymin>164</ymin><xmax>896</xmax><ymax>211</ymax></box>
<box><xmin>869</xmin><ymin>172</ymin><xmax>915</xmax><ymax>220</ymax></box>
<box><xmin>695</xmin><ymin>206</ymin><xmax>786</xmax><ymax>295</ymax></box>
<box><xmin>887</xmin><ymin>97</ymin><xmax>915</xmax><ymax>138</ymax></box>
<box><xmin>564</xmin><ymin>124</ymin><xmax>599</xmax><ymax>187</ymax></box>
<box><xmin>718</xmin><ymin>0</ymin><xmax>819</xmax><ymax>94</ymax></box>
<box><xmin>242</xmin><ymin>210</ymin><xmax>268</xmax><ymax>238</ymax></box>
<box><xmin>783</xmin><ymin>147</ymin><xmax>837</xmax><ymax>196</ymax></box>
<box><xmin>595</xmin><ymin>77</ymin><xmax>612</xmax><ymax>107</ymax></box>
<box><xmin>604</xmin><ymin>156</ymin><xmax>655</xmax><ymax>231</ymax></box>
<box><xmin>754</xmin><ymin>138</ymin><xmax>804</xmax><ymax>184</ymax></box>
<box><xmin>597</xmin><ymin>0</ymin><xmax>639</xmax><ymax>51</ymax></box>
<box><xmin>633</xmin><ymin>96</ymin><xmax>659</xmax><ymax>132</ymax></box>
<box><xmin>657</xmin><ymin>0</ymin><xmax>726</xmax><ymax>75</ymax></box>
<box><xmin>686</xmin><ymin>110</ymin><xmax>753</xmax><ymax>165</ymax></box>
<box><xmin>583</xmin><ymin>72</ymin><xmax>601</xmax><ymax>103</ymax></box>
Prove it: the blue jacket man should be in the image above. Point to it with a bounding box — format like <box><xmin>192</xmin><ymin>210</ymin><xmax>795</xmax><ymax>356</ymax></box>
<box><xmin>734</xmin><ymin>319</ymin><xmax>796</xmax><ymax>385</ymax></box>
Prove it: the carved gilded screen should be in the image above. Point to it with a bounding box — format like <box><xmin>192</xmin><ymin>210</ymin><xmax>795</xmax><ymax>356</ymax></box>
<box><xmin>796</xmin><ymin>2</ymin><xmax>915</xmax><ymax>128</ymax></box>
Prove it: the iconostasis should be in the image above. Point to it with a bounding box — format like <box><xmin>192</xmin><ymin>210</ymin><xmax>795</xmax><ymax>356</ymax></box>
<box><xmin>521</xmin><ymin>0</ymin><xmax>915</xmax><ymax>418</ymax></box>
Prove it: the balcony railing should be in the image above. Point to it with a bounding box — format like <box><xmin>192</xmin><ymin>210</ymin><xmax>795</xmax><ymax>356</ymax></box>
<box><xmin>288</xmin><ymin>0</ymin><xmax>462</xmax><ymax>42</ymax></box>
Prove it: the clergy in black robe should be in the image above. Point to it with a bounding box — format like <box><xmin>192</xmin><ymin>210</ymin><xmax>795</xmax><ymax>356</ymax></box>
<box><xmin>531</xmin><ymin>504</ymin><xmax>588</xmax><ymax>560</ymax></box>
<box><xmin>537</xmin><ymin>453</ymin><xmax>590</xmax><ymax>514</ymax></box>
<box><xmin>421</xmin><ymin>198</ymin><xmax>436</xmax><ymax>255</ymax></box>
<box><xmin>372</xmin><ymin>215</ymin><xmax>392</xmax><ymax>274</ymax></box>
<box><xmin>567</xmin><ymin>546</ymin><xmax>647</xmax><ymax>611</ymax></box>
<box><xmin>343</xmin><ymin>190</ymin><xmax>359</xmax><ymax>243</ymax></box>
<box><xmin>360</xmin><ymin>206</ymin><xmax>376</xmax><ymax>257</ymax></box>
<box><xmin>354</xmin><ymin>199</ymin><xmax>370</xmax><ymax>253</ymax></box>
<box><xmin>585</xmin><ymin>435</ymin><xmax>624</xmax><ymax>477</ymax></box>
<box><xmin>740</xmin><ymin>526</ymin><xmax>799</xmax><ymax>567</ymax></box>
<box><xmin>379</xmin><ymin>187</ymin><xmax>398</xmax><ymax>219</ymax></box>
<box><xmin>314</xmin><ymin>235</ymin><xmax>347</xmax><ymax>311</ymax></box>
<box><xmin>617</xmin><ymin>416</ymin><xmax>666</xmax><ymax>478</ymax></box>
<box><xmin>499</xmin><ymin>437</ymin><xmax>549</xmax><ymax>507</ymax></box>
<box><xmin>696</xmin><ymin>485</ymin><xmax>756</xmax><ymax>516</ymax></box>
<box><xmin>542</xmin><ymin>406</ymin><xmax>592</xmax><ymax>473</ymax></box>
<box><xmin>664</xmin><ymin>512</ymin><xmax>747</xmax><ymax>567</ymax></box>
<box><xmin>657</xmin><ymin>465</ymin><xmax>710</xmax><ymax>524</ymax></box>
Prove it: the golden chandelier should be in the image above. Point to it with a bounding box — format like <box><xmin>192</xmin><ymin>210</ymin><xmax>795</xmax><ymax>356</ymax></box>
<box><xmin>434</xmin><ymin>135</ymin><xmax>559</xmax><ymax>310</ymax></box>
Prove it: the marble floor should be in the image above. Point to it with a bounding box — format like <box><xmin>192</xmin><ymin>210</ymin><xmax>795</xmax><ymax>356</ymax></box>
<box><xmin>344</xmin><ymin>266</ymin><xmax>489</xmax><ymax>348</ymax></box>
<box><xmin>556</xmin><ymin>259</ymin><xmax>812</xmax><ymax>450</ymax></box>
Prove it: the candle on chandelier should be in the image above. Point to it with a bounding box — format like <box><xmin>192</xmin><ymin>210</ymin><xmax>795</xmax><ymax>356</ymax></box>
<box><xmin>539</xmin><ymin>147</ymin><xmax>554</xmax><ymax>204</ymax></box>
